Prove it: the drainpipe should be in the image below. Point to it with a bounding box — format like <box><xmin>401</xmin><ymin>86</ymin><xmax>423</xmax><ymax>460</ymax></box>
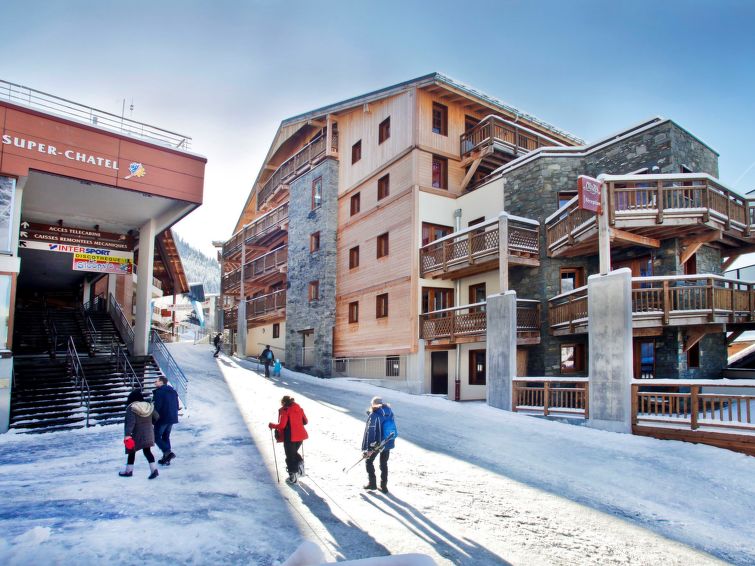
<box><xmin>454</xmin><ymin>208</ymin><xmax>462</xmax><ymax>401</ymax></box>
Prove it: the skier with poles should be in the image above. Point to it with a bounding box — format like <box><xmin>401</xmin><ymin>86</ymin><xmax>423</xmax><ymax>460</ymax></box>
<box><xmin>360</xmin><ymin>396</ymin><xmax>396</xmax><ymax>493</ymax></box>
<box><xmin>268</xmin><ymin>395</ymin><xmax>308</xmax><ymax>484</ymax></box>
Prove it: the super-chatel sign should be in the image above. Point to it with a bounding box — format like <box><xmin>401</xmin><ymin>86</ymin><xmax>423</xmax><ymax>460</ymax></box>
<box><xmin>578</xmin><ymin>175</ymin><xmax>602</xmax><ymax>214</ymax></box>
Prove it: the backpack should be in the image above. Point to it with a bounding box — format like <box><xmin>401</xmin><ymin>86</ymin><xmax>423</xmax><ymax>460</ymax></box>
<box><xmin>266</xmin><ymin>350</ymin><xmax>274</xmax><ymax>361</ymax></box>
<box><xmin>382</xmin><ymin>414</ymin><xmax>398</xmax><ymax>443</ymax></box>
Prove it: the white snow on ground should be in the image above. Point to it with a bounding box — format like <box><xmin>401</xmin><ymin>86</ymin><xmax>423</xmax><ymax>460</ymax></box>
<box><xmin>1</xmin><ymin>342</ymin><xmax>754</xmax><ymax>565</ymax></box>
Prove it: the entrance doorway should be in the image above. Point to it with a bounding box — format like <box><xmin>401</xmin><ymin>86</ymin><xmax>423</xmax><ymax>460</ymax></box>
<box><xmin>430</xmin><ymin>351</ymin><xmax>448</xmax><ymax>394</ymax></box>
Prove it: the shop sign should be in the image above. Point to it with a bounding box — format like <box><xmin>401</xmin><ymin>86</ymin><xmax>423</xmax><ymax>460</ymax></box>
<box><xmin>2</xmin><ymin>133</ymin><xmax>120</xmax><ymax>172</ymax></box>
<box><xmin>578</xmin><ymin>175</ymin><xmax>602</xmax><ymax>214</ymax></box>
<box><xmin>18</xmin><ymin>238</ymin><xmax>134</xmax><ymax>260</ymax></box>
<box><xmin>72</xmin><ymin>253</ymin><xmax>133</xmax><ymax>275</ymax></box>
<box><xmin>19</xmin><ymin>221</ymin><xmax>132</xmax><ymax>251</ymax></box>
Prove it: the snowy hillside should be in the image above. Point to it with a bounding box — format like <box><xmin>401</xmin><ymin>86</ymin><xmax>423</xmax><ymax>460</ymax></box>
<box><xmin>173</xmin><ymin>232</ymin><xmax>220</xmax><ymax>294</ymax></box>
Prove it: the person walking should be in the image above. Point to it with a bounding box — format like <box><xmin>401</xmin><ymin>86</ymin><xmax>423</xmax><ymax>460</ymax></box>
<box><xmin>119</xmin><ymin>389</ymin><xmax>160</xmax><ymax>479</ymax></box>
<box><xmin>268</xmin><ymin>395</ymin><xmax>308</xmax><ymax>484</ymax></box>
<box><xmin>153</xmin><ymin>376</ymin><xmax>179</xmax><ymax>466</ymax></box>
<box><xmin>213</xmin><ymin>333</ymin><xmax>222</xmax><ymax>357</ymax></box>
<box><xmin>260</xmin><ymin>344</ymin><xmax>274</xmax><ymax>377</ymax></box>
<box><xmin>361</xmin><ymin>396</ymin><xmax>396</xmax><ymax>493</ymax></box>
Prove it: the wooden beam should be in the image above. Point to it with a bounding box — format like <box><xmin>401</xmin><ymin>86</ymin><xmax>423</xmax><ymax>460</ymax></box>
<box><xmin>610</xmin><ymin>229</ymin><xmax>660</xmax><ymax>249</ymax></box>
<box><xmin>683</xmin><ymin>325</ymin><xmax>724</xmax><ymax>352</ymax></box>
<box><xmin>460</xmin><ymin>158</ymin><xmax>482</xmax><ymax>191</ymax></box>
<box><xmin>727</xmin><ymin>329</ymin><xmax>745</xmax><ymax>345</ymax></box>
<box><xmin>680</xmin><ymin>231</ymin><xmax>722</xmax><ymax>265</ymax></box>
<box><xmin>722</xmin><ymin>244</ymin><xmax>755</xmax><ymax>270</ymax></box>
<box><xmin>632</xmin><ymin>327</ymin><xmax>663</xmax><ymax>337</ymax></box>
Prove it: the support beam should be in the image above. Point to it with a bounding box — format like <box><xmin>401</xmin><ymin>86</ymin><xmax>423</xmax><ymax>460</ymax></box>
<box><xmin>683</xmin><ymin>325</ymin><xmax>724</xmax><ymax>352</ymax></box>
<box><xmin>722</xmin><ymin>245</ymin><xmax>755</xmax><ymax>270</ymax></box>
<box><xmin>680</xmin><ymin>231</ymin><xmax>722</xmax><ymax>265</ymax></box>
<box><xmin>134</xmin><ymin>218</ymin><xmax>156</xmax><ymax>356</ymax></box>
<box><xmin>727</xmin><ymin>329</ymin><xmax>745</xmax><ymax>345</ymax></box>
<box><xmin>610</xmin><ymin>228</ymin><xmax>660</xmax><ymax>249</ymax></box>
<box><xmin>460</xmin><ymin>158</ymin><xmax>482</xmax><ymax>191</ymax></box>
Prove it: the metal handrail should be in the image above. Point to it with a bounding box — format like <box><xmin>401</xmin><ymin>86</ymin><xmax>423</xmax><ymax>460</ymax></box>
<box><xmin>149</xmin><ymin>330</ymin><xmax>188</xmax><ymax>408</ymax></box>
<box><xmin>108</xmin><ymin>293</ymin><xmax>135</xmax><ymax>353</ymax></box>
<box><xmin>80</xmin><ymin>304</ymin><xmax>99</xmax><ymax>353</ymax></box>
<box><xmin>66</xmin><ymin>335</ymin><xmax>90</xmax><ymax>427</ymax></box>
<box><xmin>0</xmin><ymin>79</ymin><xmax>191</xmax><ymax>150</ymax></box>
<box><xmin>110</xmin><ymin>338</ymin><xmax>141</xmax><ymax>390</ymax></box>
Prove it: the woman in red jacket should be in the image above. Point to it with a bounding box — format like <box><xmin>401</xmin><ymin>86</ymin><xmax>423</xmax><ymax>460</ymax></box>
<box><xmin>269</xmin><ymin>395</ymin><xmax>308</xmax><ymax>484</ymax></box>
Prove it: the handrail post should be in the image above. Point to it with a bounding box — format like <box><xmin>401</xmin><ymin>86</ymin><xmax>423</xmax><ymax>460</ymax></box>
<box><xmin>584</xmin><ymin>382</ymin><xmax>589</xmax><ymax>419</ymax></box>
<box><xmin>708</xmin><ymin>277</ymin><xmax>715</xmax><ymax>322</ymax></box>
<box><xmin>690</xmin><ymin>385</ymin><xmax>699</xmax><ymax>430</ymax></box>
<box><xmin>543</xmin><ymin>382</ymin><xmax>550</xmax><ymax>416</ymax></box>
<box><xmin>663</xmin><ymin>280</ymin><xmax>670</xmax><ymax>325</ymax></box>
<box><xmin>608</xmin><ymin>182</ymin><xmax>616</xmax><ymax>226</ymax></box>
<box><xmin>656</xmin><ymin>179</ymin><xmax>664</xmax><ymax>223</ymax></box>
<box><xmin>631</xmin><ymin>384</ymin><xmax>638</xmax><ymax>426</ymax></box>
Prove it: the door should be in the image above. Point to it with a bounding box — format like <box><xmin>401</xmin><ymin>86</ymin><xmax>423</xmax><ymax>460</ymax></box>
<box><xmin>431</xmin><ymin>351</ymin><xmax>448</xmax><ymax>394</ymax></box>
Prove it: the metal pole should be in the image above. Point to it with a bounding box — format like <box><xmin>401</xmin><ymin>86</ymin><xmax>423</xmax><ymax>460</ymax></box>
<box><xmin>270</xmin><ymin>429</ymin><xmax>280</xmax><ymax>483</ymax></box>
<box><xmin>598</xmin><ymin>175</ymin><xmax>611</xmax><ymax>275</ymax></box>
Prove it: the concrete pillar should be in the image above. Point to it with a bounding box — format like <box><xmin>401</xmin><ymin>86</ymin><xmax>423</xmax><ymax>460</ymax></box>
<box><xmin>134</xmin><ymin>218</ymin><xmax>156</xmax><ymax>356</ymax></box>
<box><xmin>486</xmin><ymin>290</ymin><xmax>517</xmax><ymax>410</ymax></box>
<box><xmin>587</xmin><ymin>268</ymin><xmax>633</xmax><ymax>433</ymax></box>
<box><xmin>107</xmin><ymin>273</ymin><xmax>117</xmax><ymax>301</ymax></box>
<box><xmin>236</xmin><ymin>300</ymin><xmax>246</xmax><ymax>356</ymax></box>
<box><xmin>82</xmin><ymin>278</ymin><xmax>92</xmax><ymax>306</ymax></box>
<box><xmin>0</xmin><ymin>359</ymin><xmax>11</xmax><ymax>433</ymax></box>
<box><xmin>412</xmin><ymin>339</ymin><xmax>426</xmax><ymax>395</ymax></box>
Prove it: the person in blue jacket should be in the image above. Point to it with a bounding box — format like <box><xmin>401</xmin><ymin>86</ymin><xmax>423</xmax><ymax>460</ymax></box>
<box><xmin>361</xmin><ymin>396</ymin><xmax>395</xmax><ymax>493</ymax></box>
<box><xmin>152</xmin><ymin>376</ymin><xmax>179</xmax><ymax>466</ymax></box>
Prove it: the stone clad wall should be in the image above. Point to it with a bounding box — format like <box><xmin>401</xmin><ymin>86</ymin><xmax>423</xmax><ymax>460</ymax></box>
<box><xmin>284</xmin><ymin>158</ymin><xmax>339</xmax><ymax>377</ymax></box>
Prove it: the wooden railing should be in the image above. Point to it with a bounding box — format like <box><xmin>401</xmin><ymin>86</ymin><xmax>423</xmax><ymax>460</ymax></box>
<box><xmin>549</xmin><ymin>275</ymin><xmax>755</xmax><ymax>334</ymax></box>
<box><xmin>546</xmin><ymin>174</ymin><xmax>755</xmax><ymax>255</ymax></box>
<box><xmin>513</xmin><ymin>378</ymin><xmax>589</xmax><ymax>418</ymax></box>
<box><xmin>224</xmin><ymin>306</ymin><xmax>237</xmax><ymax>328</ymax></box>
<box><xmin>221</xmin><ymin>246</ymin><xmax>288</xmax><ymax>293</ymax></box>
<box><xmin>632</xmin><ymin>380</ymin><xmax>755</xmax><ymax>433</ymax></box>
<box><xmin>222</xmin><ymin>202</ymin><xmax>289</xmax><ymax>259</ymax></box>
<box><xmin>420</xmin><ymin>216</ymin><xmax>540</xmax><ymax>277</ymax></box>
<box><xmin>257</xmin><ymin>128</ymin><xmax>337</xmax><ymax>209</ymax></box>
<box><xmin>419</xmin><ymin>299</ymin><xmax>540</xmax><ymax>342</ymax></box>
<box><xmin>460</xmin><ymin>115</ymin><xmax>563</xmax><ymax>158</ymax></box>
<box><xmin>246</xmin><ymin>289</ymin><xmax>286</xmax><ymax>319</ymax></box>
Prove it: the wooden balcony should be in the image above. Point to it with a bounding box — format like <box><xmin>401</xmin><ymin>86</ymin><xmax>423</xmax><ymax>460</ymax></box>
<box><xmin>222</xmin><ymin>203</ymin><xmax>289</xmax><ymax>261</ymax></box>
<box><xmin>256</xmin><ymin>128</ymin><xmax>338</xmax><ymax>211</ymax></box>
<box><xmin>513</xmin><ymin>378</ymin><xmax>589</xmax><ymax>418</ymax></box>
<box><xmin>246</xmin><ymin>289</ymin><xmax>286</xmax><ymax>323</ymax></box>
<box><xmin>221</xmin><ymin>246</ymin><xmax>287</xmax><ymax>295</ymax></box>
<box><xmin>420</xmin><ymin>216</ymin><xmax>540</xmax><ymax>280</ymax></box>
<box><xmin>223</xmin><ymin>306</ymin><xmax>237</xmax><ymax>329</ymax></box>
<box><xmin>546</xmin><ymin>174</ymin><xmax>755</xmax><ymax>258</ymax></box>
<box><xmin>549</xmin><ymin>275</ymin><xmax>755</xmax><ymax>336</ymax></box>
<box><xmin>460</xmin><ymin>115</ymin><xmax>562</xmax><ymax>160</ymax></box>
<box><xmin>418</xmin><ymin>299</ymin><xmax>541</xmax><ymax>345</ymax></box>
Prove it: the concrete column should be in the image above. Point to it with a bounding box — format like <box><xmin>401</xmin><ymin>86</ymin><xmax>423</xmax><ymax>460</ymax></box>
<box><xmin>82</xmin><ymin>278</ymin><xmax>92</xmax><ymax>306</ymax></box>
<box><xmin>0</xmin><ymin>358</ymin><xmax>11</xmax><ymax>434</ymax></box>
<box><xmin>134</xmin><ymin>218</ymin><xmax>156</xmax><ymax>356</ymax></box>
<box><xmin>587</xmin><ymin>268</ymin><xmax>633</xmax><ymax>433</ymax></box>
<box><xmin>236</xmin><ymin>300</ymin><xmax>246</xmax><ymax>357</ymax></box>
<box><xmin>498</xmin><ymin>212</ymin><xmax>509</xmax><ymax>292</ymax></box>
<box><xmin>107</xmin><ymin>273</ymin><xmax>117</xmax><ymax>301</ymax></box>
<box><xmin>413</xmin><ymin>339</ymin><xmax>426</xmax><ymax>395</ymax></box>
<box><xmin>486</xmin><ymin>290</ymin><xmax>517</xmax><ymax>410</ymax></box>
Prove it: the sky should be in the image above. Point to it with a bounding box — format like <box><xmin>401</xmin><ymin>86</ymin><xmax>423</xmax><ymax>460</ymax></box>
<box><xmin>1</xmin><ymin>0</ymin><xmax>754</xmax><ymax>257</ymax></box>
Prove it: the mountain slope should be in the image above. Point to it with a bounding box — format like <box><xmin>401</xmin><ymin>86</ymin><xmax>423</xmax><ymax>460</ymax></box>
<box><xmin>173</xmin><ymin>232</ymin><xmax>220</xmax><ymax>294</ymax></box>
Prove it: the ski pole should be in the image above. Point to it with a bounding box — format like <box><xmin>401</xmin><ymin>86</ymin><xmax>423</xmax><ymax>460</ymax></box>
<box><xmin>270</xmin><ymin>429</ymin><xmax>280</xmax><ymax>483</ymax></box>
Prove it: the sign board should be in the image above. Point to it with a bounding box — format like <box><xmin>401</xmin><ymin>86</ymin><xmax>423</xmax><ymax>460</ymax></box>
<box><xmin>578</xmin><ymin>175</ymin><xmax>602</xmax><ymax>214</ymax></box>
<box><xmin>18</xmin><ymin>239</ymin><xmax>134</xmax><ymax>260</ymax></box>
<box><xmin>72</xmin><ymin>253</ymin><xmax>133</xmax><ymax>275</ymax></box>
<box><xmin>19</xmin><ymin>221</ymin><xmax>132</xmax><ymax>251</ymax></box>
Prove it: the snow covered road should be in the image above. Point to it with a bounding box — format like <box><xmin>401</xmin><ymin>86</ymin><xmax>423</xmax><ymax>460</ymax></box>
<box><xmin>1</xmin><ymin>342</ymin><xmax>753</xmax><ymax>565</ymax></box>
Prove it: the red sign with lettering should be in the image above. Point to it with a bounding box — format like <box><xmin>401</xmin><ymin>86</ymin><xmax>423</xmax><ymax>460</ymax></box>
<box><xmin>578</xmin><ymin>175</ymin><xmax>602</xmax><ymax>214</ymax></box>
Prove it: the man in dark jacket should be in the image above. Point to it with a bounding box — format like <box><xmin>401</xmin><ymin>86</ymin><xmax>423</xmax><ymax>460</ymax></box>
<box><xmin>153</xmin><ymin>376</ymin><xmax>179</xmax><ymax>465</ymax></box>
<box><xmin>213</xmin><ymin>333</ymin><xmax>222</xmax><ymax>357</ymax></box>
<box><xmin>361</xmin><ymin>396</ymin><xmax>395</xmax><ymax>493</ymax></box>
<box><xmin>260</xmin><ymin>345</ymin><xmax>274</xmax><ymax>377</ymax></box>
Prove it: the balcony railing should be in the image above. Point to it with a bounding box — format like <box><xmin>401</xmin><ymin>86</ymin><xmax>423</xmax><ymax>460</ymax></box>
<box><xmin>420</xmin><ymin>215</ymin><xmax>540</xmax><ymax>278</ymax></box>
<box><xmin>549</xmin><ymin>275</ymin><xmax>755</xmax><ymax>335</ymax></box>
<box><xmin>513</xmin><ymin>378</ymin><xmax>589</xmax><ymax>418</ymax></box>
<box><xmin>460</xmin><ymin>115</ymin><xmax>563</xmax><ymax>158</ymax></box>
<box><xmin>546</xmin><ymin>174</ymin><xmax>755</xmax><ymax>256</ymax></box>
<box><xmin>223</xmin><ymin>306</ymin><xmax>237</xmax><ymax>328</ymax></box>
<box><xmin>419</xmin><ymin>299</ymin><xmax>541</xmax><ymax>342</ymax></box>
<box><xmin>222</xmin><ymin>202</ymin><xmax>289</xmax><ymax>259</ymax></box>
<box><xmin>246</xmin><ymin>289</ymin><xmax>286</xmax><ymax>319</ymax></box>
<box><xmin>1</xmin><ymin>79</ymin><xmax>191</xmax><ymax>150</ymax></box>
<box><xmin>221</xmin><ymin>246</ymin><xmax>288</xmax><ymax>294</ymax></box>
<box><xmin>257</xmin><ymin>128</ymin><xmax>338</xmax><ymax>210</ymax></box>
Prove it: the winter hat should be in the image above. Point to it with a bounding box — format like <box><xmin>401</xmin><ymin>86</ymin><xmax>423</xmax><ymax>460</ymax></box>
<box><xmin>126</xmin><ymin>389</ymin><xmax>144</xmax><ymax>406</ymax></box>
<box><xmin>371</xmin><ymin>396</ymin><xmax>383</xmax><ymax>407</ymax></box>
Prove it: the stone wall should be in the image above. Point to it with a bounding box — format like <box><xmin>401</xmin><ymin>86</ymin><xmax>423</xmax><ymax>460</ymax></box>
<box><xmin>284</xmin><ymin>158</ymin><xmax>339</xmax><ymax>377</ymax></box>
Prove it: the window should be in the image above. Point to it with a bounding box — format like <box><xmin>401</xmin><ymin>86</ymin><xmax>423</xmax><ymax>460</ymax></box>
<box><xmin>378</xmin><ymin>117</ymin><xmax>390</xmax><ymax>144</ymax></box>
<box><xmin>308</xmin><ymin>281</ymin><xmax>319</xmax><ymax>302</ymax></box>
<box><xmin>432</xmin><ymin>155</ymin><xmax>448</xmax><ymax>189</ymax></box>
<box><xmin>559</xmin><ymin>267</ymin><xmax>585</xmax><ymax>294</ymax></box>
<box><xmin>422</xmin><ymin>287</ymin><xmax>454</xmax><ymax>314</ymax></box>
<box><xmin>432</xmin><ymin>102</ymin><xmax>448</xmax><ymax>135</ymax></box>
<box><xmin>310</xmin><ymin>231</ymin><xmax>320</xmax><ymax>253</ymax></box>
<box><xmin>349</xmin><ymin>246</ymin><xmax>360</xmax><ymax>269</ymax></box>
<box><xmin>464</xmin><ymin>115</ymin><xmax>479</xmax><ymax>132</ymax></box>
<box><xmin>376</xmin><ymin>293</ymin><xmax>389</xmax><ymax>318</ymax></box>
<box><xmin>350</xmin><ymin>192</ymin><xmax>361</xmax><ymax>216</ymax></box>
<box><xmin>311</xmin><ymin>176</ymin><xmax>322</xmax><ymax>210</ymax></box>
<box><xmin>469</xmin><ymin>283</ymin><xmax>486</xmax><ymax>309</ymax></box>
<box><xmin>351</xmin><ymin>140</ymin><xmax>362</xmax><ymax>164</ymax></box>
<box><xmin>558</xmin><ymin>191</ymin><xmax>577</xmax><ymax>209</ymax></box>
<box><xmin>377</xmin><ymin>232</ymin><xmax>389</xmax><ymax>258</ymax></box>
<box><xmin>272</xmin><ymin>323</ymin><xmax>280</xmax><ymax>339</ymax></box>
<box><xmin>469</xmin><ymin>349</ymin><xmax>486</xmax><ymax>385</ymax></box>
<box><xmin>684</xmin><ymin>253</ymin><xmax>697</xmax><ymax>275</ymax></box>
<box><xmin>560</xmin><ymin>343</ymin><xmax>585</xmax><ymax>373</ymax></box>
<box><xmin>386</xmin><ymin>356</ymin><xmax>400</xmax><ymax>377</ymax></box>
<box><xmin>348</xmin><ymin>301</ymin><xmax>359</xmax><ymax>323</ymax></box>
<box><xmin>688</xmin><ymin>343</ymin><xmax>700</xmax><ymax>369</ymax></box>
<box><xmin>635</xmin><ymin>339</ymin><xmax>654</xmax><ymax>379</ymax></box>
<box><xmin>377</xmin><ymin>174</ymin><xmax>390</xmax><ymax>201</ymax></box>
<box><xmin>421</xmin><ymin>222</ymin><xmax>453</xmax><ymax>246</ymax></box>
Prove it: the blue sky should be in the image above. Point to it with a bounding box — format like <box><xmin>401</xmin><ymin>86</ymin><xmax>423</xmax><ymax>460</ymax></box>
<box><xmin>2</xmin><ymin>0</ymin><xmax>754</xmax><ymax>255</ymax></box>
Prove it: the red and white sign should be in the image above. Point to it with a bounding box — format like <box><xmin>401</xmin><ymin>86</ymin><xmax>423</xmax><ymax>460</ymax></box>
<box><xmin>72</xmin><ymin>253</ymin><xmax>133</xmax><ymax>275</ymax></box>
<box><xmin>578</xmin><ymin>175</ymin><xmax>602</xmax><ymax>214</ymax></box>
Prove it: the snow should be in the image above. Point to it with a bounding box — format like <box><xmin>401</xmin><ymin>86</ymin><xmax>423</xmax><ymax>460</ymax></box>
<box><xmin>2</xmin><ymin>343</ymin><xmax>755</xmax><ymax>565</ymax></box>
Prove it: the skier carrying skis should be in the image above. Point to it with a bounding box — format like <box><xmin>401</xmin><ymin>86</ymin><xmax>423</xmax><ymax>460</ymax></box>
<box><xmin>361</xmin><ymin>396</ymin><xmax>396</xmax><ymax>493</ymax></box>
<box><xmin>269</xmin><ymin>395</ymin><xmax>308</xmax><ymax>484</ymax></box>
